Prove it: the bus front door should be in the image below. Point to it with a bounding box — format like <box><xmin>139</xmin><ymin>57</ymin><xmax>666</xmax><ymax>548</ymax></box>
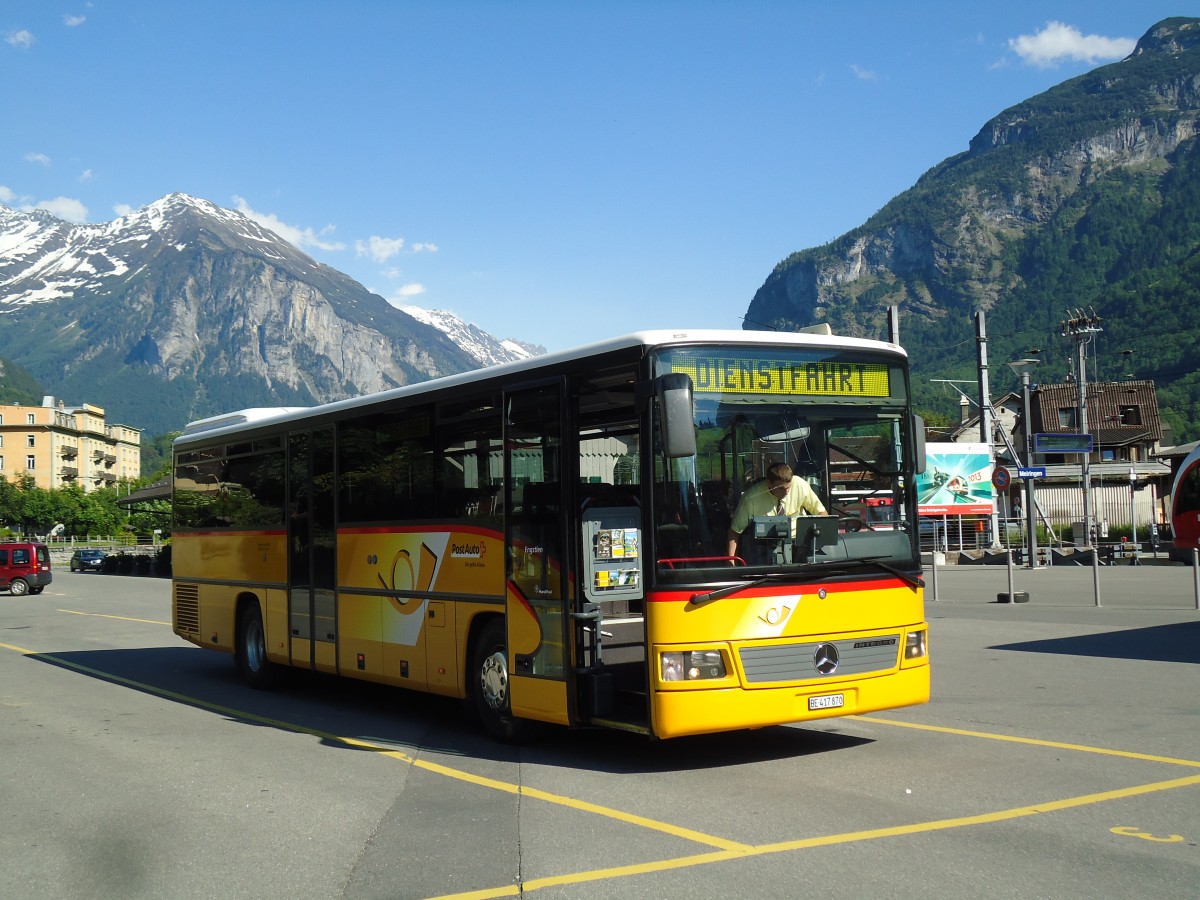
<box><xmin>504</xmin><ymin>381</ymin><xmax>571</xmax><ymax>725</ymax></box>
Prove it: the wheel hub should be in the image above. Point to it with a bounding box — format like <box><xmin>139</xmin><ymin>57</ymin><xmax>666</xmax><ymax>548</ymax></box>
<box><xmin>479</xmin><ymin>651</ymin><xmax>508</xmax><ymax>710</ymax></box>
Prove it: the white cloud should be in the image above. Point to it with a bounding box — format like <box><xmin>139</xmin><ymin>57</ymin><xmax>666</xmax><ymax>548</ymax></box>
<box><xmin>24</xmin><ymin>152</ymin><xmax>51</xmax><ymax>166</ymax></box>
<box><xmin>850</xmin><ymin>64</ymin><xmax>877</xmax><ymax>81</ymax></box>
<box><xmin>28</xmin><ymin>196</ymin><xmax>89</xmax><ymax>222</ymax></box>
<box><xmin>231</xmin><ymin>195</ymin><xmax>345</xmax><ymax>252</ymax></box>
<box><xmin>5</xmin><ymin>29</ymin><xmax>35</xmax><ymax>49</ymax></box>
<box><xmin>64</xmin><ymin>15</ymin><xmax>86</xmax><ymax>27</ymax></box>
<box><xmin>1008</xmin><ymin>21</ymin><xmax>1136</xmax><ymax>68</ymax></box>
<box><xmin>382</xmin><ymin>283</ymin><xmax>427</xmax><ymax>309</ymax></box>
<box><xmin>356</xmin><ymin>235</ymin><xmax>406</xmax><ymax>262</ymax></box>
<box><xmin>113</xmin><ymin>203</ymin><xmax>135</xmax><ymax>217</ymax></box>
<box><xmin>0</xmin><ymin>185</ymin><xmax>16</xmax><ymax>204</ymax></box>
<box><xmin>78</xmin><ymin>168</ymin><xmax>93</xmax><ymax>182</ymax></box>
<box><xmin>356</xmin><ymin>235</ymin><xmax>439</xmax><ymax>262</ymax></box>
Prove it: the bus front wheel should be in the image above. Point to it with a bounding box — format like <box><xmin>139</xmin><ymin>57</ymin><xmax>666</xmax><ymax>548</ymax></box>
<box><xmin>236</xmin><ymin>603</ymin><xmax>283</xmax><ymax>689</ymax></box>
<box><xmin>471</xmin><ymin>620</ymin><xmax>527</xmax><ymax>742</ymax></box>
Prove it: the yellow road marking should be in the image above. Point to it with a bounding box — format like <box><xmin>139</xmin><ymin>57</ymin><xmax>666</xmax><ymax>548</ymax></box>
<box><xmin>858</xmin><ymin>715</ymin><xmax>1200</xmax><ymax>768</ymax></box>
<box><xmin>6</xmin><ymin>619</ymin><xmax>1199</xmax><ymax>899</ymax></box>
<box><xmin>1</xmin><ymin>640</ymin><xmax>746</xmax><ymax>852</ymax></box>
<box><xmin>426</xmin><ymin>772</ymin><xmax>1200</xmax><ymax>899</ymax></box>
<box><xmin>1110</xmin><ymin>825</ymin><xmax>1185</xmax><ymax>843</ymax></box>
<box><xmin>59</xmin><ymin>608</ymin><xmax>170</xmax><ymax>626</ymax></box>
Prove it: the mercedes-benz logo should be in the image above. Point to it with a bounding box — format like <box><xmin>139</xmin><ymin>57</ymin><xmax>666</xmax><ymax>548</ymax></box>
<box><xmin>813</xmin><ymin>642</ymin><xmax>839</xmax><ymax>675</ymax></box>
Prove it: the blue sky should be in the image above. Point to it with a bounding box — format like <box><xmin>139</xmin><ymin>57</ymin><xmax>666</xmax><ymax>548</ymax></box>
<box><xmin>1</xmin><ymin>2</ymin><xmax>1186</xmax><ymax>352</ymax></box>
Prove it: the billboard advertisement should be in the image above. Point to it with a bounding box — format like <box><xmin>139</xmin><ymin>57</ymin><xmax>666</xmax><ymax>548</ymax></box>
<box><xmin>918</xmin><ymin>443</ymin><xmax>995</xmax><ymax>516</ymax></box>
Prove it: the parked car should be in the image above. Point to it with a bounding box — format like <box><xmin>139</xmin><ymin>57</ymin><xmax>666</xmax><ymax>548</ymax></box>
<box><xmin>70</xmin><ymin>548</ymin><xmax>107</xmax><ymax>572</ymax></box>
<box><xmin>0</xmin><ymin>540</ymin><xmax>53</xmax><ymax>595</ymax></box>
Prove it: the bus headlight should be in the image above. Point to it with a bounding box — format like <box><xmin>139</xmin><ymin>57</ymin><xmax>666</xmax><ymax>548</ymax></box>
<box><xmin>661</xmin><ymin>650</ymin><xmax>727</xmax><ymax>682</ymax></box>
<box><xmin>904</xmin><ymin>629</ymin><xmax>928</xmax><ymax>661</ymax></box>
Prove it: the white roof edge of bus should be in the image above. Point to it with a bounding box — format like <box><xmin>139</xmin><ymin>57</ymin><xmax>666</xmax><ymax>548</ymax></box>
<box><xmin>181</xmin><ymin>407</ymin><xmax>312</xmax><ymax>435</ymax></box>
<box><xmin>174</xmin><ymin>329</ymin><xmax>906</xmax><ymax>446</ymax></box>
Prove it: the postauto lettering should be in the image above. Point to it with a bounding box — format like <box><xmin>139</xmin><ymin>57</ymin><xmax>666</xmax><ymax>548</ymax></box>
<box><xmin>672</xmin><ymin>356</ymin><xmax>891</xmax><ymax>398</ymax></box>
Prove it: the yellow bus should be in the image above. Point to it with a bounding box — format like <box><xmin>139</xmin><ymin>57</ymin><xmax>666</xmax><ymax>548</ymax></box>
<box><xmin>171</xmin><ymin>329</ymin><xmax>929</xmax><ymax>739</ymax></box>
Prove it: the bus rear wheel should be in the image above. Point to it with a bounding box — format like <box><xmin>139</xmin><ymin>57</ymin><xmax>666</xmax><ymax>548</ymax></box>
<box><xmin>471</xmin><ymin>620</ymin><xmax>527</xmax><ymax>742</ymax></box>
<box><xmin>236</xmin><ymin>603</ymin><xmax>283</xmax><ymax>689</ymax></box>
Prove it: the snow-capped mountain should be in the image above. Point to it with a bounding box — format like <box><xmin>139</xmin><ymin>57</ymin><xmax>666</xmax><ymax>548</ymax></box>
<box><xmin>0</xmin><ymin>194</ymin><xmax>317</xmax><ymax>307</ymax></box>
<box><xmin>0</xmin><ymin>194</ymin><xmax>540</xmax><ymax>435</ymax></box>
<box><xmin>401</xmin><ymin>306</ymin><xmax>545</xmax><ymax>367</ymax></box>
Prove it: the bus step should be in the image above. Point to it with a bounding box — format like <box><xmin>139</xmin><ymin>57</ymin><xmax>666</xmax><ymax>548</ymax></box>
<box><xmin>588</xmin><ymin>717</ymin><xmax>651</xmax><ymax>735</ymax></box>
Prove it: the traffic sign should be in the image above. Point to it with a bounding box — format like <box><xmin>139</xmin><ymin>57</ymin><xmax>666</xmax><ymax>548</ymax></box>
<box><xmin>991</xmin><ymin>466</ymin><xmax>1011</xmax><ymax>490</ymax></box>
<box><xmin>1018</xmin><ymin>466</ymin><xmax>1046</xmax><ymax>479</ymax></box>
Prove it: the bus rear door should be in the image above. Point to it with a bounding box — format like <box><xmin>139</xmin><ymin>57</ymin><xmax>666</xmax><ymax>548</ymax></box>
<box><xmin>288</xmin><ymin>426</ymin><xmax>337</xmax><ymax>671</ymax></box>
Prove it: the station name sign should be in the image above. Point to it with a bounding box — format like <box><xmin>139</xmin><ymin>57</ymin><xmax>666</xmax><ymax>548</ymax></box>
<box><xmin>673</xmin><ymin>357</ymin><xmax>892</xmax><ymax>397</ymax></box>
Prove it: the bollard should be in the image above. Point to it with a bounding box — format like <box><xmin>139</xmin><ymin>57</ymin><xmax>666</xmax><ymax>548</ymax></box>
<box><xmin>1193</xmin><ymin>549</ymin><xmax>1199</xmax><ymax>611</ymax></box>
<box><xmin>997</xmin><ymin>549</ymin><xmax>1029</xmax><ymax>603</ymax></box>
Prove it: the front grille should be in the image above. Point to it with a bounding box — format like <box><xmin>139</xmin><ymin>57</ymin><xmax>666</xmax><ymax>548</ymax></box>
<box><xmin>740</xmin><ymin>634</ymin><xmax>900</xmax><ymax>684</ymax></box>
<box><xmin>174</xmin><ymin>584</ymin><xmax>200</xmax><ymax>634</ymax></box>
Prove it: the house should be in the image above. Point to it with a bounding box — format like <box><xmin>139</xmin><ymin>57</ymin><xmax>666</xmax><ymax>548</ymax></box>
<box><xmin>949</xmin><ymin>379</ymin><xmax>1170</xmax><ymax>530</ymax></box>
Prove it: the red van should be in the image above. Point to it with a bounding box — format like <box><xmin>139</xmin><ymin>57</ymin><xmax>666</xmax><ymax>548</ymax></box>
<box><xmin>0</xmin><ymin>541</ymin><xmax>53</xmax><ymax>595</ymax></box>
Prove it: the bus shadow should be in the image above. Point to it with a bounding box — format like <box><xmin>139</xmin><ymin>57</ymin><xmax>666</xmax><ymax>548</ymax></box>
<box><xmin>29</xmin><ymin>645</ymin><xmax>871</xmax><ymax>773</ymax></box>
<box><xmin>991</xmin><ymin>620</ymin><xmax>1200</xmax><ymax>664</ymax></box>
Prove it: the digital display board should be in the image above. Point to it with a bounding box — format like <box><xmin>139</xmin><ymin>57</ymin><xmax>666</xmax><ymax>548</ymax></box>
<box><xmin>1033</xmin><ymin>433</ymin><xmax>1092</xmax><ymax>454</ymax></box>
<box><xmin>670</xmin><ymin>356</ymin><xmax>892</xmax><ymax>397</ymax></box>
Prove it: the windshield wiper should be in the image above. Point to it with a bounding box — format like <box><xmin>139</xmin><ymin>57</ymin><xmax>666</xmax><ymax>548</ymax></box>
<box><xmin>843</xmin><ymin>555</ymin><xmax>924</xmax><ymax>589</ymax></box>
<box><xmin>689</xmin><ymin>573</ymin><xmax>796</xmax><ymax>606</ymax></box>
<box><xmin>689</xmin><ymin>567</ymin><xmax>848</xmax><ymax>605</ymax></box>
<box><xmin>688</xmin><ymin>555</ymin><xmax>922</xmax><ymax>606</ymax></box>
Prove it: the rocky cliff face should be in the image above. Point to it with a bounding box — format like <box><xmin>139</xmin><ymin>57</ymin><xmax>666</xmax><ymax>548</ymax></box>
<box><xmin>744</xmin><ymin>17</ymin><xmax>1200</xmax><ymax>342</ymax></box>
<box><xmin>0</xmin><ymin>195</ymin><xmax>490</xmax><ymax>435</ymax></box>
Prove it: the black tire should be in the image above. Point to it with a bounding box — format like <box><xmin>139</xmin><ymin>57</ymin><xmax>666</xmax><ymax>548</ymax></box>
<box><xmin>470</xmin><ymin>619</ymin><xmax>527</xmax><ymax>742</ymax></box>
<box><xmin>29</xmin><ymin>586</ymin><xmax>43</xmax><ymax>595</ymax></box>
<box><xmin>9</xmin><ymin>578</ymin><xmax>29</xmax><ymax>597</ymax></box>
<box><xmin>236</xmin><ymin>603</ymin><xmax>283</xmax><ymax>689</ymax></box>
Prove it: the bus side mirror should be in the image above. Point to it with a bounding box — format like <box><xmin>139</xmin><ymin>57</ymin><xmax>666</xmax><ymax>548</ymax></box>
<box><xmin>656</xmin><ymin>373</ymin><xmax>696</xmax><ymax>459</ymax></box>
<box><xmin>912</xmin><ymin>414</ymin><xmax>926</xmax><ymax>475</ymax></box>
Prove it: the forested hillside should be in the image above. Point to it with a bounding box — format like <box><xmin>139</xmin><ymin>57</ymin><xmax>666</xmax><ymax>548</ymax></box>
<box><xmin>0</xmin><ymin>356</ymin><xmax>42</xmax><ymax>405</ymax></box>
<box><xmin>745</xmin><ymin>17</ymin><xmax>1200</xmax><ymax>443</ymax></box>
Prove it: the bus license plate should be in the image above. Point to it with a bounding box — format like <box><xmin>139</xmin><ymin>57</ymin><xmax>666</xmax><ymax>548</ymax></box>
<box><xmin>809</xmin><ymin>693</ymin><xmax>844</xmax><ymax>711</ymax></box>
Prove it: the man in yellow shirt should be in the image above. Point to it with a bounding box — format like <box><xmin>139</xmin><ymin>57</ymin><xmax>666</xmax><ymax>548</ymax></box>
<box><xmin>727</xmin><ymin>462</ymin><xmax>827</xmax><ymax>559</ymax></box>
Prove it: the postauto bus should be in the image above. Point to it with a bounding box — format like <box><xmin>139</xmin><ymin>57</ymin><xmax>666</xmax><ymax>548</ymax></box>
<box><xmin>170</xmin><ymin>329</ymin><xmax>929</xmax><ymax>740</ymax></box>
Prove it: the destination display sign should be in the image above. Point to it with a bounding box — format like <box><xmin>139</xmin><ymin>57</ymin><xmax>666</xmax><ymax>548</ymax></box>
<box><xmin>1033</xmin><ymin>433</ymin><xmax>1092</xmax><ymax>454</ymax></box>
<box><xmin>671</xmin><ymin>356</ymin><xmax>892</xmax><ymax>397</ymax></box>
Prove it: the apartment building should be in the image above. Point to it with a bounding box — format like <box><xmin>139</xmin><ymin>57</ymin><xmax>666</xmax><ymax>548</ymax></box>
<box><xmin>0</xmin><ymin>397</ymin><xmax>141</xmax><ymax>491</ymax></box>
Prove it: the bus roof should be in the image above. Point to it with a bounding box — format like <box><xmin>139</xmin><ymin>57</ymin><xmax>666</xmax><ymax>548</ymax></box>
<box><xmin>174</xmin><ymin>328</ymin><xmax>907</xmax><ymax>448</ymax></box>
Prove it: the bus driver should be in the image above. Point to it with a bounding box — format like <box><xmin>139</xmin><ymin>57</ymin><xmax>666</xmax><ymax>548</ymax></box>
<box><xmin>727</xmin><ymin>462</ymin><xmax>827</xmax><ymax>559</ymax></box>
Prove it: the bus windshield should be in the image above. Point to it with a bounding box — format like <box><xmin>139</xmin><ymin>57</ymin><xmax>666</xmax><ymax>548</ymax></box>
<box><xmin>650</xmin><ymin>345</ymin><xmax>918</xmax><ymax>583</ymax></box>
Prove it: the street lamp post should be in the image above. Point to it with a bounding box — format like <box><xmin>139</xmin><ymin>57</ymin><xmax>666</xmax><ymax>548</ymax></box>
<box><xmin>1009</xmin><ymin>359</ymin><xmax>1040</xmax><ymax>568</ymax></box>
<box><xmin>1129</xmin><ymin>464</ymin><xmax>1140</xmax><ymax>566</ymax></box>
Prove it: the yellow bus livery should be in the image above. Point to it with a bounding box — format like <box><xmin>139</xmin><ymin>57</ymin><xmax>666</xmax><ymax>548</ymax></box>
<box><xmin>171</xmin><ymin>329</ymin><xmax>929</xmax><ymax>740</ymax></box>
